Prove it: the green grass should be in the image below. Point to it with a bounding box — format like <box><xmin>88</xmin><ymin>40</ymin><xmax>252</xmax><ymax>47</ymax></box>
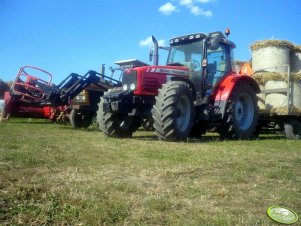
<box><xmin>0</xmin><ymin>118</ymin><xmax>300</xmax><ymax>225</ymax></box>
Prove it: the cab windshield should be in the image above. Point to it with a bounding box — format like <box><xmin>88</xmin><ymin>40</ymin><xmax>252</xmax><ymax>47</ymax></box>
<box><xmin>166</xmin><ymin>40</ymin><xmax>203</xmax><ymax>72</ymax></box>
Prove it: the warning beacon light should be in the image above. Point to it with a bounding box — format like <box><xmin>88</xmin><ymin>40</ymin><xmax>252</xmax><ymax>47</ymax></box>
<box><xmin>225</xmin><ymin>28</ymin><xmax>230</xmax><ymax>39</ymax></box>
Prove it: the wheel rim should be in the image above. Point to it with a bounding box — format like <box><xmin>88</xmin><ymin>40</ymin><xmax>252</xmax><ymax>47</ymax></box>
<box><xmin>235</xmin><ymin>93</ymin><xmax>254</xmax><ymax>130</ymax></box>
<box><xmin>118</xmin><ymin>116</ymin><xmax>133</xmax><ymax>130</ymax></box>
<box><xmin>176</xmin><ymin>96</ymin><xmax>191</xmax><ymax>132</ymax></box>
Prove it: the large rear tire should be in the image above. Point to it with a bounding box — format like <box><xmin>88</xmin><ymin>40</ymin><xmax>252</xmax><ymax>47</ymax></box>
<box><xmin>69</xmin><ymin>109</ymin><xmax>93</xmax><ymax>128</ymax></box>
<box><xmin>152</xmin><ymin>81</ymin><xmax>194</xmax><ymax>141</ymax></box>
<box><xmin>284</xmin><ymin>119</ymin><xmax>301</xmax><ymax>139</ymax></box>
<box><xmin>218</xmin><ymin>81</ymin><xmax>258</xmax><ymax>140</ymax></box>
<box><xmin>97</xmin><ymin>90</ymin><xmax>140</xmax><ymax>138</ymax></box>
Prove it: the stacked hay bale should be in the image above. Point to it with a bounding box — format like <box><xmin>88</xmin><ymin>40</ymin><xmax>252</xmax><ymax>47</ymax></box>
<box><xmin>291</xmin><ymin>46</ymin><xmax>301</xmax><ymax>110</ymax></box>
<box><xmin>250</xmin><ymin>40</ymin><xmax>301</xmax><ymax>115</ymax></box>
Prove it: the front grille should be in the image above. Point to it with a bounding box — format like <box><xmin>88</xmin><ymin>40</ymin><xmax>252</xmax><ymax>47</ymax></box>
<box><xmin>142</xmin><ymin>77</ymin><xmax>158</xmax><ymax>92</ymax></box>
<box><xmin>122</xmin><ymin>70</ymin><xmax>137</xmax><ymax>86</ymax></box>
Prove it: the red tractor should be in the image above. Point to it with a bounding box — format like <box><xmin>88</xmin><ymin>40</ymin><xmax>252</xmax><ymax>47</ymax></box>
<box><xmin>97</xmin><ymin>29</ymin><xmax>260</xmax><ymax>140</ymax></box>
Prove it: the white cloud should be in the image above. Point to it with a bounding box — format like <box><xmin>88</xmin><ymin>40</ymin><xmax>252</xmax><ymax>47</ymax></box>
<box><xmin>196</xmin><ymin>0</ymin><xmax>214</xmax><ymax>3</ymax></box>
<box><xmin>186</xmin><ymin>5</ymin><xmax>212</xmax><ymax>17</ymax></box>
<box><xmin>158</xmin><ymin>39</ymin><xmax>166</xmax><ymax>47</ymax></box>
<box><xmin>177</xmin><ymin>0</ymin><xmax>214</xmax><ymax>17</ymax></box>
<box><xmin>201</xmin><ymin>9</ymin><xmax>213</xmax><ymax>17</ymax></box>
<box><xmin>139</xmin><ymin>36</ymin><xmax>166</xmax><ymax>48</ymax></box>
<box><xmin>179</xmin><ymin>0</ymin><xmax>193</xmax><ymax>6</ymax></box>
<box><xmin>190</xmin><ymin>5</ymin><xmax>202</xmax><ymax>15</ymax></box>
<box><xmin>159</xmin><ymin>1</ymin><xmax>213</xmax><ymax>17</ymax></box>
<box><xmin>158</xmin><ymin>2</ymin><xmax>177</xmax><ymax>15</ymax></box>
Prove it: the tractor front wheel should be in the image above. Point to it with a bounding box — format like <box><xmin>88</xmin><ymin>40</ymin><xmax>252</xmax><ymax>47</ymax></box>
<box><xmin>218</xmin><ymin>81</ymin><xmax>258</xmax><ymax>139</ymax></box>
<box><xmin>152</xmin><ymin>81</ymin><xmax>194</xmax><ymax>141</ymax></box>
<box><xmin>69</xmin><ymin>109</ymin><xmax>93</xmax><ymax>128</ymax></box>
<box><xmin>97</xmin><ymin>92</ymin><xmax>140</xmax><ymax>138</ymax></box>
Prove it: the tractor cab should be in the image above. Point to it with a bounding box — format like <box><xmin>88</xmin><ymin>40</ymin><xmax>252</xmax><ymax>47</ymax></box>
<box><xmin>167</xmin><ymin>30</ymin><xmax>235</xmax><ymax>97</ymax></box>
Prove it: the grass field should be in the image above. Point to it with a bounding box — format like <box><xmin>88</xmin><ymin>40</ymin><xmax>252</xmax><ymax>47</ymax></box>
<box><xmin>0</xmin><ymin>118</ymin><xmax>300</xmax><ymax>225</ymax></box>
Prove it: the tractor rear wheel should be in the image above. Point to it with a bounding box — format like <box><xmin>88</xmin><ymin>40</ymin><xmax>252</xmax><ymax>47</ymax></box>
<box><xmin>284</xmin><ymin>119</ymin><xmax>301</xmax><ymax>139</ymax></box>
<box><xmin>97</xmin><ymin>90</ymin><xmax>140</xmax><ymax>138</ymax></box>
<box><xmin>69</xmin><ymin>109</ymin><xmax>93</xmax><ymax>128</ymax></box>
<box><xmin>218</xmin><ymin>81</ymin><xmax>258</xmax><ymax>139</ymax></box>
<box><xmin>152</xmin><ymin>81</ymin><xmax>194</xmax><ymax>141</ymax></box>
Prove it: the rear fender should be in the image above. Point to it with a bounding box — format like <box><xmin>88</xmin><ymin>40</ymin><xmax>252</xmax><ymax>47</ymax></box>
<box><xmin>210</xmin><ymin>73</ymin><xmax>260</xmax><ymax>118</ymax></box>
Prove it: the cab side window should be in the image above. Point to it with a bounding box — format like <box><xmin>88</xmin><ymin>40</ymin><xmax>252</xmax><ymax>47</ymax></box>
<box><xmin>206</xmin><ymin>44</ymin><xmax>228</xmax><ymax>87</ymax></box>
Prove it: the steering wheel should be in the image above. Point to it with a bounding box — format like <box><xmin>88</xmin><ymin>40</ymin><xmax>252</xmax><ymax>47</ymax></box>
<box><xmin>191</xmin><ymin>60</ymin><xmax>201</xmax><ymax>71</ymax></box>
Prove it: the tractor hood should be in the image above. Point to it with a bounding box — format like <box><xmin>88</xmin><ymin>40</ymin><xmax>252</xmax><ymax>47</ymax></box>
<box><xmin>121</xmin><ymin>65</ymin><xmax>190</xmax><ymax>96</ymax></box>
<box><xmin>142</xmin><ymin>65</ymin><xmax>190</xmax><ymax>77</ymax></box>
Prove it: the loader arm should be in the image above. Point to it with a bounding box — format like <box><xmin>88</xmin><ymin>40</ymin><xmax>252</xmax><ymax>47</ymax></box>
<box><xmin>57</xmin><ymin>70</ymin><xmax>122</xmax><ymax>105</ymax></box>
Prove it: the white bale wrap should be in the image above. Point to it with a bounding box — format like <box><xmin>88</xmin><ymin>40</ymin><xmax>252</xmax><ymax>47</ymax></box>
<box><xmin>250</xmin><ymin>40</ymin><xmax>301</xmax><ymax>115</ymax></box>
<box><xmin>257</xmin><ymin>85</ymin><xmax>266</xmax><ymax>110</ymax></box>
<box><xmin>292</xmin><ymin>80</ymin><xmax>301</xmax><ymax>109</ymax></box>
<box><xmin>265</xmin><ymin>81</ymin><xmax>287</xmax><ymax>110</ymax></box>
<box><xmin>251</xmin><ymin>40</ymin><xmax>293</xmax><ymax>73</ymax></box>
<box><xmin>253</xmin><ymin>73</ymin><xmax>301</xmax><ymax>114</ymax></box>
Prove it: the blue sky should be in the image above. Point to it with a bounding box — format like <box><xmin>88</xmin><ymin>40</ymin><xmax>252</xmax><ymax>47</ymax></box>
<box><xmin>1</xmin><ymin>0</ymin><xmax>300</xmax><ymax>83</ymax></box>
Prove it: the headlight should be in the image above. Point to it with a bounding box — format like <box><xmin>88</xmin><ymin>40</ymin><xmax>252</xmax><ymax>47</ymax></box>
<box><xmin>130</xmin><ymin>83</ymin><xmax>136</xmax><ymax>91</ymax></box>
<box><xmin>122</xmin><ymin>84</ymin><xmax>128</xmax><ymax>91</ymax></box>
<box><xmin>76</xmin><ymin>95</ymin><xmax>85</xmax><ymax>101</ymax></box>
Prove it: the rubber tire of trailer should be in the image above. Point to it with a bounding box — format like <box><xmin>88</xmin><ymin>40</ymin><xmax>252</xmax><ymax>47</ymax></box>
<box><xmin>284</xmin><ymin>119</ymin><xmax>301</xmax><ymax>139</ymax></box>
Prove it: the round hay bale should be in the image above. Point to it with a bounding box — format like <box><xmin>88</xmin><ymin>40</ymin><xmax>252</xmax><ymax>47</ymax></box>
<box><xmin>252</xmin><ymin>72</ymin><xmax>287</xmax><ymax>85</ymax></box>
<box><xmin>251</xmin><ymin>40</ymin><xmax>293</xmax><ymax>73</ymax></box>
<box><xmin>263</xmin><ymin>79</ymin><xmax>301</xmax><ymax>114</ymax></box>
<box><xmin>265</xmin><ymin>81</ymin><xmax>288</xmax><ymax>112</ymax></box>
<box><xmin>292</xmin><ymin>73</ymin><xmax>301</xmax><ymax>81</ymax></box>
<box><xmin>294</xmin><ymin>45</ymin><xmax>301</xmax><ymax>53</ymax></box>
<box><xmin>292</xmin><ymin>79</ymin><xmax>301</xmax><ymax>108</ymax></box>
<box><xmin>250</xmin><ymin>40</ymin><xmax>294</xmax><ymax>51</ymax></box>
<box><xmin>257</xmin><ymin>84</ymin><xmax>266</xmax><ymax>110</ymax></box>
<box><xmin>291</xmin><ymin>46</ymin><xmax>301</xmax><ymax>73</ymax></box>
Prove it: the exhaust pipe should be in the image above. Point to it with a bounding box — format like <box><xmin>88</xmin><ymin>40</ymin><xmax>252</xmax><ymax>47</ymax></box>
<box><xmin>152</xmin><ymin>35</ymin><xmax>159</xmax><ymax>66</ymax></box>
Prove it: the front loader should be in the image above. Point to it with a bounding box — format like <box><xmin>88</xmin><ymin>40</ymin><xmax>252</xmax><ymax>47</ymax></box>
<box><xmin>97</xmin><ymin>29</ymin><xmax>260</xmax><ymax>140</ymax></box>
<box><xmin>2</xmin><ymin>66</ymin><xmax>121</xmax><ymax>127</ymax></box>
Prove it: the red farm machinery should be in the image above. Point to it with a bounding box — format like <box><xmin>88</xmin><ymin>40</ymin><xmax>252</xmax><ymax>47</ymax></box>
<box><xmin>97</xmin><ymin>29</ymin><xmax>261</xmax><ymax>140</ymax></box>
<box><xmin>1</xmin><ymin>65</ymin><xmax>121</xmax><ymax>127</ymax></box>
